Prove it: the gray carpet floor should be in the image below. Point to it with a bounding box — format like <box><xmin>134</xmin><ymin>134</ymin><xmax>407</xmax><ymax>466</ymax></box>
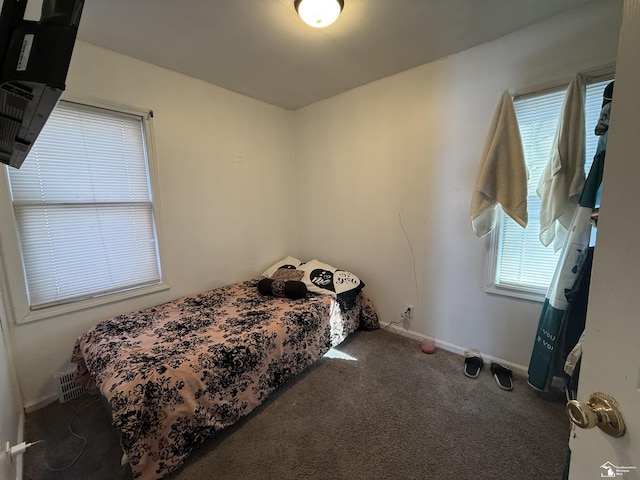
<box><xmin>23</xmin><ymin>329</ymin><xmax>571</xmax><ymax>479</ymax></box>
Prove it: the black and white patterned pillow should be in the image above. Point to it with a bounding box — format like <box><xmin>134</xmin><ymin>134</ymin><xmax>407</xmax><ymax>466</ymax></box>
<box><xmin>298</xmin><ymin>259</ymin><xmax>364</xmax><ymax>298</ymax></box>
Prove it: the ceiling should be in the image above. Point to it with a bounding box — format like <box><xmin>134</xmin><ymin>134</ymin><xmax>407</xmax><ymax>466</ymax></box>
<box><xmin>31</xmin><ymin>0</ymin><xmax>598</xmax><ymax>110</ymax></box>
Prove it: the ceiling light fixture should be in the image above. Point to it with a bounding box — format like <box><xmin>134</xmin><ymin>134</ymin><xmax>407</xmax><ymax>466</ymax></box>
<box><xmin>294</xmin><ymin>0</ymin><xmax>344</xmax><ymax>28</ymax></box>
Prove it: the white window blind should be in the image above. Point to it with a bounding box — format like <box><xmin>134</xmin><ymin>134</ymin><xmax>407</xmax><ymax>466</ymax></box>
<box><xmin>492</xmin><ymin>78</ymin><xmax>611</xmax><ymax>296</ymax></box>
<box><xmin>7</xmin><ymin>102</ymin><xmax>161</xmax><ymax>308</ymax></box>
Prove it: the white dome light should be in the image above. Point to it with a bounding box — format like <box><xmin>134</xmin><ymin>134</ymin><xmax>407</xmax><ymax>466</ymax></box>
<box><xmin>294</xmin><ymin>0</ymin><xmax>344</xmax><ymax>28</ymax></box>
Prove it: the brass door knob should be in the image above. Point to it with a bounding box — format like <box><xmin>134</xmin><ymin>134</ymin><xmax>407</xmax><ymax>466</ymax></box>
<box><xmin>566</xmin><ymin>392</ymin><xmax>626</xmax><ymax>437</ymax></box>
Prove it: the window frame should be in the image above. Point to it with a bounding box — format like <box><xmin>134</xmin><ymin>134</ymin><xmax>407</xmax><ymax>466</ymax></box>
<box><xmin>0</xmin><ymin>95</ymin><xmax>169</xmax><ymax>324</ymax></box>
<box><xmin>486</xmin><ymin>73</ymin><xmax>614</xmax><ymax>302</ymax></box>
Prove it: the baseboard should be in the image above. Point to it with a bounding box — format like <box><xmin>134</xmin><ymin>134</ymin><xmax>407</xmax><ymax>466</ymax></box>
<box><xmin>23</xmin><ymin>392</ymin><xmax>58</xmax><ymax>414</ymax></box>
<box><xmin>380</xmin><ymin>322</ymin><xmax>529</xmax><ymax>378</ymax></box>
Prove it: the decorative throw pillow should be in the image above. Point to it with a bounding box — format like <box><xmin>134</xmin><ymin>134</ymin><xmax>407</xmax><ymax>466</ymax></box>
<box><xmin>261</xmin><ymin>256</ymin><xmax>303</xmax><ymax>278</ymax></box>
<box><xmin>257</xmin><ymin>278</ymin><xmax>307</xmax><ymax>300</ymax></box>
<box><xmin>297</xmin><ymin>259</ymin><xmax>364</xmax><ymax>298</ymax></box>
<box><xmin>271</xmin><ymin>268</ymin><xmax>304</xmax><ymax>281</ymax></box>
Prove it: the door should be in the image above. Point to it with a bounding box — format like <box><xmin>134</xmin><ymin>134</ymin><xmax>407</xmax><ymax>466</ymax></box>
<box><xmin>568</xmin><ymin>1</ymin><xmax>640</xmax><ymax>479</ymax></box>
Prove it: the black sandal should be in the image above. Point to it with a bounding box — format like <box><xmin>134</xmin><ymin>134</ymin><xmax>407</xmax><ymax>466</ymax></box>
<box><xmin>464</xmin><ymin>349</ymin><xmax>483</xmax><ymax>378</ymax></box>
<box><xmin>490</xmin><ymin>362</ymin><xmax>513</xmax><ymax>391</ymax></box>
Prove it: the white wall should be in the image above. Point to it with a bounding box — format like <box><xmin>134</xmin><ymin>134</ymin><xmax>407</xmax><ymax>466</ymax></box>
<box><xmin>0</xmin><ymin>294</ymin><xmax>21</xmax><ymax>480</ymax></box>
<box><xmin>293</xmin><ymin>0</ymin><xmax>622</xmax><ymax>368</ymax></box>
<box><xmin>1</xmin><ymin>42</ymin><xmax>297</xmax><ymax>408</ymax></box>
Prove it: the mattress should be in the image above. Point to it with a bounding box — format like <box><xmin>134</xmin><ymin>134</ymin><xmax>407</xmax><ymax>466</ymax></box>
<box><xmin>72</xmin><ymin>277</ymin><xmax>378</xmax><ymax>479</ymax></box>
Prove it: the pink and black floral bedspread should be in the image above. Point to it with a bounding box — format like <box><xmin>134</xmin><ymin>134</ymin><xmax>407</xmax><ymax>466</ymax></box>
<box><xmin>71</xmin><ymin>278</ymin><xmax>378</xmax><ymax>480</ymax></box>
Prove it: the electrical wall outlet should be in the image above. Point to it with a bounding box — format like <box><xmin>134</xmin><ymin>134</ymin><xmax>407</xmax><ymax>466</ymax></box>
<box><xmin>5</xmin><ymin>441</ymin><xmax>13</xmax><ymax>466</ymax></box>
<box><xmin>403</xmin><ymin>304</ymin><xmax>413</xmax><ymax>319</ymax></box>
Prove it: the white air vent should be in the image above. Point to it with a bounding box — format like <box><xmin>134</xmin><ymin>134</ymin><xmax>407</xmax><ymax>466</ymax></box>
<box><xmin>55</xmin><ymin>369</ymin><xmax>87</xmax><ymax>403</ymax></box>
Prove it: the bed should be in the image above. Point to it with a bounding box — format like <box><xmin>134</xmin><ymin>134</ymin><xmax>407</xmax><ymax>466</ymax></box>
<box><xmin>71</xmin><ymin>258</ymin><xmax>378</xmax><ymax>480</ymax></box>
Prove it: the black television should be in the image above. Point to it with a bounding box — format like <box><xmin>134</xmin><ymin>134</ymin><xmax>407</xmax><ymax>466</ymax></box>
<box><xmin>0</xmin><ymin>0</ymin><xmax>83</xmax><ymax>169</ymax></box>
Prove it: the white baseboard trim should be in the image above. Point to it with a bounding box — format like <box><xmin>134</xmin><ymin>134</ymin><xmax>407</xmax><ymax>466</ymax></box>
<box><xmin>23</xmin><ymin>392</ymin><xmax>58</xmax><ymax>414</ymax></box>
<box><xmin>380</xmin><ymin>322</ymin><xmax>529</xmax><ymax>378</ymax></box>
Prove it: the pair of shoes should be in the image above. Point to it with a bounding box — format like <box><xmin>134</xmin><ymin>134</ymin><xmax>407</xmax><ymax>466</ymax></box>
<box><xmin>490</xmin><ymin>362</ymin><xmax>514</xmax><ymax>391</ymax></box>
<box><xmin>464</xmin><ymin>349</ymin><xmax>483</xmax><ymax>378</ymax></box>
<box><xmin>464</xmin><ymin>350</ymin><xmax>514</xmax><ymax>391</ymax></box>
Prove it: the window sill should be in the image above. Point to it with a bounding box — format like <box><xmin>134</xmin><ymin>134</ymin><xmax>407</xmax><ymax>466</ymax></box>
<box><xmin>16</xmin><ymin>282</ymin><xmax>170</xmax><ymax>324</ymax></box>
<box><xmin>485</xmin><ymin>284</ymin><xmax>546</xmax><ymax>303</ymax></box>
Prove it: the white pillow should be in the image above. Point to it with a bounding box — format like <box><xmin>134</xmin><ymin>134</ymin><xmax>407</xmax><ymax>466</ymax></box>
<box><xmin>298</xmin><ymin>259</ymin><xmax>363</xmax><ymax>297</ymax></box>
<box><xmin>261</xmin><ymin>256</ymin><xmax>303</xmax><ymax>278</ymax></box>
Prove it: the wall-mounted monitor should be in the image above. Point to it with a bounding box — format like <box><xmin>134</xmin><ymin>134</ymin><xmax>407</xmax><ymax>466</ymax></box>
<box><xmin>0</xmin><ymin>0</ymin><xmax>83</xmax><ymax>169</ymax></box>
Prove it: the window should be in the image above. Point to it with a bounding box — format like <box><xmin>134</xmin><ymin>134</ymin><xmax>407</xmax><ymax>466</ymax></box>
<box><xmin>489</xmin><ymin>78</ymin><xmax>612</xmax><ymax>299</ymax></box>
<box><xmin>6</xmin><ymin>100</ymin><xmax>163</xmax><ymax>311</ymax></box>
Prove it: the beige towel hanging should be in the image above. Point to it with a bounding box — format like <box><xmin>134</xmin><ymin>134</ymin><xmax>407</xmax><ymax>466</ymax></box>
<box><xmin>470</xmin><ymin>90</ymin><xmax>528</xmax><ymax>237</ymax></box>
<box><xmin>537</xmin><ymin>74</ymin><xmax>586</xmax><ymax>250</ymax></box>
